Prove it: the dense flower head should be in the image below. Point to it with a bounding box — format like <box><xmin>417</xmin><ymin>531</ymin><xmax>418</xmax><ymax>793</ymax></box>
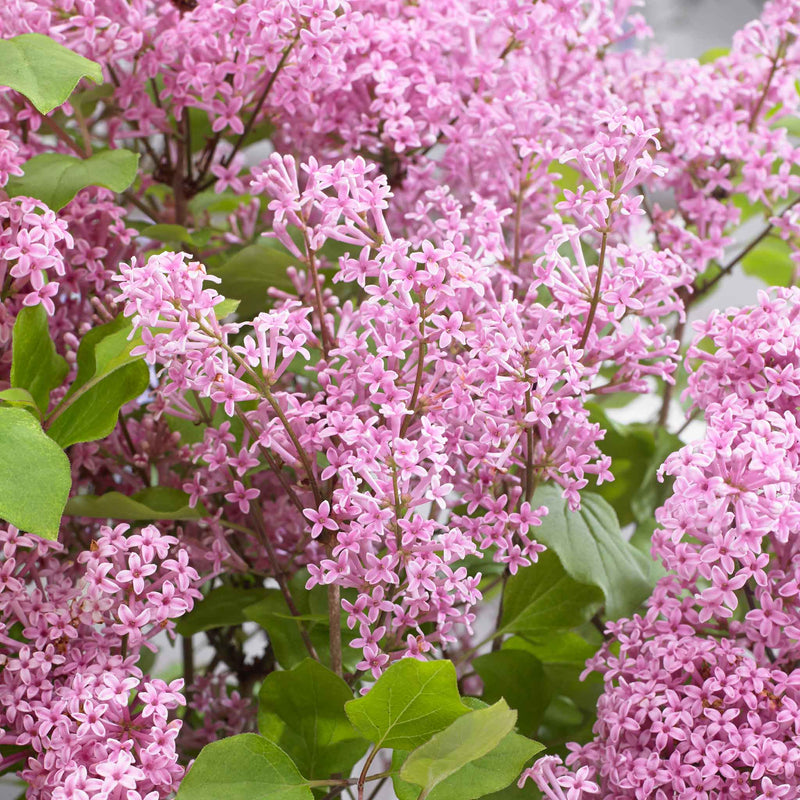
<box><xmin>116</xmin><ymin>147</ymin><xmax>672</xmax><ymax>671</ymax></box>
<box><xmin>0</xmin><ymin>523</ymin><xmax>201</xmax><ymax>800</ymax></box>
<box><xmin>527</xmin><ymin>288</ymin><xmax>800</xmax><ymax>798</ymax></box>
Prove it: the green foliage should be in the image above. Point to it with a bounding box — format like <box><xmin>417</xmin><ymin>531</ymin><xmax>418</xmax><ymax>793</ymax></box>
<box><xmin>257</xmin><ymin>659</ymin><xmax>368</xmax><ymax>781</ymax></box>
<box><xmin>6</xmin><ymin>149</ymin><xmax>140</xmax><ymax>211</ymax></box>
<box><xmin>629</xmin><ymin>428</ymin><xmax>683</xmax><ymax>566</ymax></box>
<box><xmin>244</xmin><ymin>577</ymin><xmax>360</xmax><ymax>673</ymax></box>
<box><xmin>0</xmin><ymin>33</ymin><xmax>102</xmax><ymax>114</ymax></box>
<box><xmin>741</xmin><ymin>235</ymin><xmax>794</xmax><ymax>286</ymax></box>
<box><xmin>139</xmin><ymin>223</ymin><xmax>198</xmax><ymax>246</ymax></box>
<box><xmin>0</xmin><ymin>407</ymin><xmax>71</xmax><ymax>539</ymax></box>
<box><xmin>10</xmin><ymin>305</ymin><xmax>68</xmax><ymax>413</ymax></box>
<box><xmin>176</xmin><ymin>584</ymin><xmax>272</xmax><ymax>636</ymax></box>
<box><xmin>64</xmin><ymin>487</ymin><xmax>203</xmax><ymax>521</ymax></box>
<box><xmin>472</xmin><ymin>650</ymin><xmax>551</xmax><ymax>737</ymax></box>
<box><xmin>499</xmin><ymin>550</ymin><xmax>603</xmax><ymax>636</ymax></box>
<box><xmin>345</xmin><ymin>659</ymin><xmax>470</xmax><ymax>751</ymax></box>
<box><xmin>0</xmin><ymin>388</ymin><xmax>39</xmax><ymax>413</ymax></box>
<box><xmin>211</xmin><ymin>242</ymin><xmax>296</xmax><ymax>319</ymax></box>
<box><xmin>529</xmin><ymin>486</ymin><xmax>651</xmax><ymax>618</ymax></box>
<box><xmin>175</xmin><ymin>734</ymin><xmax>312</xmax><ymax>800</ymax></box>
<box><xmin>586</xmin><ymin>404</ymin><xmax>659</xmax><ymax>526</ymax></box>
<box><xmin>399</xmin><ymin>701</ymin><xmax>517</xmax><ymax>800</ymax></box>
<box><xmin>504</xmin><ymin>634</ymin><xmax>602</xmax><ymax>713</ymax></box>
<box><xmin>214</xmin><ymin>298</ymin><xmax>241</xmax><ymax>319</ymax></box>
<box><xmin>698</xmin><ymin>46</ymin><xmax>730</xmax><ymax>64</ymax></box>
<box><xmin>46</xmin><ymin>315</ymin><xmax>149</xmax><ymax>448</ymax></box>
<box><xmin>393</xmin><ymin>699</ymin><xmax>545</xmax><ymax>800</ymax></box>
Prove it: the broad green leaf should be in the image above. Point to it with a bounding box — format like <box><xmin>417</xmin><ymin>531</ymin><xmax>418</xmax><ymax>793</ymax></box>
<box><xmin>189</xmin><ymin>189</ymin><xmax>254</xmax><ymax>216</ymax></box>
<box><xmin>10</xmin><ymin>304</ymin><xmax>68</xmax><ymax>412</ymax></box>
<box><xmin>586</xmin><ymin>404</ymin><xmax>656</xmax><ymax>526</ymax></box>
<box><xmin>503</xmin><ymin>635</ymin><xmax>602</xmax><ymax>713</ymax></box>
<box><xmin>395</xmin><ymin>700</ymin><xmax>545</xmax><ymax>800</ymax></box>
<box><xmin>536</xmin><ymin>695</ymin><xmax>593</xmax><ymax>756</ymax></box>
<box><xmin>65</xmin><ymin>487</ymin><xmax>203</xmax><ymax>521</ymax></box>
<box><xmin>548</xmin><ymin>162</ymin><xmax>581</xmax><ymax>197</ymax></box>
<box><xmin>774</xmin><ymin>114</ymin><xmax>800</xmax><ymax>138</ymax></box>
<box><xmin>258</xmin><ymin>659</ymin><xmax>368</xmax><ymax>780</ymax></box>
<box><xmin>0</xmin><ymin>34</ymin><xmax>102</xmax><ymax>114</ymax></box>
<box><xmin>139</xmin><ymin>224</ymin><xmax>197</xmax><ymax>246</ymax></box>
<box><xmin>215</xmin><ymin>298</ymin><xmax>241</xmax><ymax>319</ymax></box>
<box><xmin>175</xmin><ymin>734</ymin><xmax>313</xmax><ymax>800</ymax></box>
<box><xmin>176</xmin><ymin>584</ymin><xmax>271</xmax><ymax>636</ymax></box>
<box><xmin>244</xmin><ymin>576</ymin><xmax>360</xmax><ymax>673</ymax></box>
<box><xmin>46</xmin><ymin>315</ymin><xmax>149</xmax><ymax>448</ymax></box>
<box><xmin>69</xmin><ymin>82</ymin><xmax>114</xmax><ymax>117</ymax></box>
<box><xmin>399</xmin><ymin>701</ymin><xmax>516</xmax><ymax>800</ymax></box>
<box><xmin>629</xmin><ymin>427</ymin><xmax>682</xmax><ymax>575</ymax></box>
<box><xmin>731</xmin><ymin>193</ymin><xmax>769</xmax><ymax>224</ymax></box>
<box><xmin>500</xmin><ymin>550</ymin><xmax>603</xmax><ymax>636</ymax></box>
<box><xmin>211</xmin><ymin>242</ymin><xmax>296</xmax><ymax>320</ymax></box>
<box><xmin>741</xmin><ymin>235</ymin><xmax>794</xmax><ymax>287</ymax></box>
<box><xmin>6</xmin><ymin>149</ymin><xmax>140</xmax><ymax>211</ymax></box>
<box><xmin>473</xmin><ymin>651</ymin><xmax>551</xmax><ymax>737</ymax></box>
<box><xmin>0</xmin><ymin>407</ymin><xmax>70</xmax><ymax>539</ymax></box>
<box><xmin>345</xmin><ymin>659</ymin><xmax>470</xmax><ymax>751</ymax></box>
<box><xmin>530</xmin><ymin>487</ymin><xmax>651</xmax><ymax>618</ymax></box>
<box><xmin>393</xmin><ymin>729</ymin><xmax>543</xmax><ymax>800</ymax></box>
<box><xmin>698</xmin><ymin>46</ymin><xmax>730</xmax><ymax>65</ymax></box>
<box><xmin>0</xmin><ymin>388</ymin><xmax>39</xmax><ymax>413</ymax></box>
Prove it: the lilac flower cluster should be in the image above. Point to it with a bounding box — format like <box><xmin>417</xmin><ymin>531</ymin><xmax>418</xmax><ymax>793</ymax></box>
<box><xmin>116</xmin><ymin>128</ymin><xmax>692</xmax><ymax>674</ymax></box>
<box><xmin>0</xmin><ymin>523</ymin><xmax>200</xmax><ymax>800</ymax></box>
<box><xmin>527</xmin><ymin>291</ymin><xmax>800</xmax><ymax>798</ymax></box>
<box><xmin>0</xmin><ymin>133</ymin><xmax>72</xmax><ymax>323</ymax></box>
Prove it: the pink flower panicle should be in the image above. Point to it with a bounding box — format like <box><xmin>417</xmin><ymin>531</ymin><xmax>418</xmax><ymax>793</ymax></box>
<box><xmin>0</xmin><ymin>523</ymin><xmax>201</xmax><ymax>800</ymax></box>
<box><xmin>545</xmin><ymin>288</ymin><xmax>800</xmax><ymax>798</ymax></box>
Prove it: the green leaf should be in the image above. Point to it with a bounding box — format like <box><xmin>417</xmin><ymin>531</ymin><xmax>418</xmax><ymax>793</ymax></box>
<box><xmin>64</xmin><ymin>487</ymin><xmax>203</xmax><ymax>521</ymax></box>
<box><xmin>345</xmin><ymin>659</ymin><xmax>470</xmax><ymax>751</ymax></box>
<box><xmin>0</xmin><ymin>33</ymin><xmax>102</xmax><ymax>114</ymax></box>
<box><xmin>211</xmin><ymin>242</ymin><xmax>296</xmax><ymax>320</ymax></box>
<box><xmin>215</xmin><ymin>298</ymin><xmax>241</xmax><ymax>319</ymax></box>
<box><xmin>6</xmin><ymin>150</ymin><xmax>140</xmax><ymax>211</ymax></box>
<box><xmin>139</xmin><ymin>224</ymin><xmax>197</xmax><ymax>246</ymax></box>
<box><xmin>586</xmin><ymin>405</ymin><xmax>657</xmax><ymax>526</ymax></box>
<box><xmin>46</xmin><ymin>315</ymin><xmax>149</xmax><ymax>448</ymax></box>
<box><xmin>244</xmin><ymin>578</ymin><xmax>361</xmax><ymax>673</ymax></box>
<box><xmin>10</xmin><ymin>304</ymin><xmax>68</xmax><ymax>412</ymax></box>
<box><xmin>0</xmin><ymin>407</ymin><xmax>71</xmax><ymax>539</ymax></box>
<box><xmin>0</xmin><ymin>388</ymin><xmax>39</xmax><ymax>413</ymax></box>
<box><xmin>731</xmin><ymin>193</ymin><xmax>769</xmax><ymax>224</ymax></box>
<box><xmin>258</xmin><ymin>659</ymin><xmax>368</xmax><ymax>780</ymax></box>
<box><xmin>741</xmin><ymin>235</ymin><xmax>794</xmax><ymax>287</ymax></box>
<box><xmin>698</xmin><ymin>46</ymin><xmax>730</xmax><ymax>65</ymax></box>
<box><xmin>176</xmin><ymin>584</ymin><xmax>271</xmax><ymax>636</ymax></box>
<box><xmin>70</xmin><ymin>82</ymin><xmax>114</xmax><ymax>118</ymax></box>
<box><xmin>500</xmin><ymin>550</ymin><xmax>603</xmax><ymax>637</ymax></box>
<box><xmin>773</xmin><ymin>114</ymin><xmax>800</xmax><ymax>138</ymax></box>
<box><xmin>472</xmin><ymin>651</ymin><xmax>551</xmax><ymax>737</ymax></box>
<box><xmin>529</xmin><ymin>487</ymin><xmax>651</xmax><ymax>619</ymax></box>
<box><xmin>394</xmin><ymin>700</ymin><xmax>545</xmax><ymax>800</ymax></box>
<box><xmin>175</xmin><ymin>733</ymin><xmax>313</xmax><ymax>800</ymax></box>
<box><xmin>399</xmin><ymin>701</ymin><xmax>517</xmax><ymax>800</ymax></box>
<box><xmin>503</xmin><ymin>635</ymin><xmax>602</xmax><ymax>713</ymax></box>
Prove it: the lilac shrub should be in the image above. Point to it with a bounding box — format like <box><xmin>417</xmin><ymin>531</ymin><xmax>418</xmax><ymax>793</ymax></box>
<box><xmin>0</xmin><ymin>1</ymin><xmax>800</xmax><ymax>799</ymax></box>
